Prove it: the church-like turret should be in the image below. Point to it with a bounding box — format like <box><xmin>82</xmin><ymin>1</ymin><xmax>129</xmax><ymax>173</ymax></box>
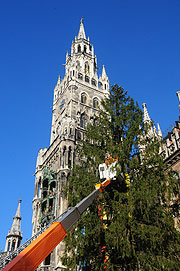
<box><xmin>5</xmin><ymin>200</ymin><xmax>22</xmax><ymax>252</ymax></box>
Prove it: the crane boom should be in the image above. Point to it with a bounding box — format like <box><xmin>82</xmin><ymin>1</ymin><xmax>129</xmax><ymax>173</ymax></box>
<box><xmin>2</xmin><ymin>160</ymin><xmax>117</xmax><ymax>271</ymax></box>
<box><xmin>2</xmin><ymin>189</ymin><xmax>102</xmax><ymax>271</ymax></box>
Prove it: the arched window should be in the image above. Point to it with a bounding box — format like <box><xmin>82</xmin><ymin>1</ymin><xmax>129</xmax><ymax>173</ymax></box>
<box><xmin>76</xmin><ymin>61</ymin><xmax>80</xmax><ymax>71</ymax></box>
<box><xmin>80</xmin><ymin>113</ymin><xmax>87</xmax><ymax>129</ymax></box>
<box><xmin>7</xmin><ymin>240</ymin><xmax>11</xmax><ymax>251</ymax></box>
<box><xmin>81</xmin><ymin>93</ymin><xmax>87</xmax><ymax>104</ymax></box>
<box><xmin>78</xmin><ymin>45</ymin><xmax>81</xmax><ymax>53</ymax></box>
<box><xmin>84</xmin><ymin>45</ymin><xmax>87</xmax><ymax>53</ymax></box>
<box><xmin>11</xmin><ymin>240</ymin><xmax>16</xmax><ymax>251</ymax></box>
<box><xmin>84</xmin><ymin>62</ymin><xmax>90</xmax><ymax>74</ymax></box>
<box><xmin>93</xmin><ymin>98</ymin><xmax>99</xmax><ymax>109</ymax></box>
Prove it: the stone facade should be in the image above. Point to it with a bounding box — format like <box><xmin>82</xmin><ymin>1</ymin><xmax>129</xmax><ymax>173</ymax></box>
<box><xmin>141</xmin><ymin>97</ymin><xmax>180</xmax><ymax>174</ymax></box>
<box><xmin>32</xmin><ymin>19</ymin><xmax>109</xmax><ymax>270</ymax></box>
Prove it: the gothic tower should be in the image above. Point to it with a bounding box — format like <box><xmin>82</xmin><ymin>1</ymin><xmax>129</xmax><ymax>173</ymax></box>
<box><xmin>5</xmin><ymin>200</ymin><xmax>22</xmax><ymax>253</ymax></box>
<box><xmin>32</xmin><ymin>18</ymin><xmax>109</xmax><ymax>270</ymax></box>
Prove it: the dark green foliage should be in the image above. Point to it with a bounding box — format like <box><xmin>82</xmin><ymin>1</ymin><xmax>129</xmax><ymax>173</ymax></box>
<box><xmin>62</xmin><ymin>84</ymin><xmax>180</xmax><ymax>270</ymax></box>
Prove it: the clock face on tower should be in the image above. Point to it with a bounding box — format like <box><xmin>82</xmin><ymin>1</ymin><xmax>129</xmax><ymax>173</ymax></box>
<box><xmin>60</xmin><ymin>99</ymin><xmax>65</xmax><ymax>110</ymax></box>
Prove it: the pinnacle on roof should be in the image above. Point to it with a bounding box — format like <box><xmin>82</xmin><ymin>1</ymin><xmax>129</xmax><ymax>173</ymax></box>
<box><xmin>177</xmin><ymin>91</ymin><xmax>180</xmax><ymax>111</ymax></box>
<box><xmin>9</xmin><ymin>199</ymin><xmax>22</xmax><ymax>236</ymax></box>
<box><xmin>77</xmin><ymin>17</ymin><xmax>86</xmax><ymax>40</ymax></box>
<box><xmin>142</xmin><ymin>103</ymin><xmax>151</xmax><ymax>123</ymax></box>
<box><xmin>177</xmin><ymin>91</ymin><xmax>180</xmax><ymax>103</ymax></box>
<box><xmin>102</xmin><ymin>65</ymin><xmax>107</xmax><ymax>80</ymax></box>
<box><xmin>57</xmin><ymin>75</ymin><xmax>61</xmax><ymax>85</ymax></box>
<box><xmin>15</xmin><ymin>199</ymin><xmax>22</xmax><ymax>218</ymax></box>
<box><xmin>157</xmin><ymin>123</ymin><xmax>162</xmax><ymax>137</ymax></box>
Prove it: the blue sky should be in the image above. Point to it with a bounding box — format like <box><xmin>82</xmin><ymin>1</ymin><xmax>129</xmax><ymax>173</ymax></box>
<box><xmin>0</xmin><ymin>0</ymin><xmax>180</xmax><ymax>250</ymax></box>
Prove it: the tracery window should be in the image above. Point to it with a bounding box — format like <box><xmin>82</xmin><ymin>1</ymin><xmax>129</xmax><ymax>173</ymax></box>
<box><xmin>78</xmin><ymin>45</ymin><xmax>81</xmax><ymax>53</ymax></box>
<box><xmin>11</xmin><ymin>240</ymin><xmax>16</xmax><ymax>251</ymax></box>
<box><xmin>85</xmin><ymin>62</ymin><xmax>90</xmax><ymax>74</ymax></box>
<box><xmin>80</xmin><ymin>113</ymin><xmax>87</xmax><ymax>129</ymax></box>
<box><xmin>81</xmin><ymin>93</ymin><xmax>87</xmax><ymax>104</ymax></box>
<box><xmin>93</xmin><ymin>98</ymin><xmax>99</xmax><ymax>109</ymax></box>
<box><xmin>7</xmin><ymin>241</ymin><xmax>11</xmax><ymax>251</ymax></box>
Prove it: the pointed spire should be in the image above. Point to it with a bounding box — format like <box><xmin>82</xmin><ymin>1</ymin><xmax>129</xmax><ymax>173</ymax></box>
<box><xmin>15</xmin><ymin>199</ymin><xmax>22</xmax><ymax>218</ymax></box>
<box><xmin>92</xmin><ymin>45</ymin><xmax>94</xmax><ymax>57</ymax></box>
<box><xmin>5</xmin><ymin>200</ymin><xmax>22</xmax><ymax>252</ymax></box>
<box><xmin>66</xmin><ymin>51</ymin><xmax>68</xmax><ymax>62</ymax></box>
<box><xmin>157</xmin><ymin>123</ymin><xmax>162</xmax><ymax>137</ymax></box>
<box><xmin>9</xmin><ymin>200</ymin><xmax>22</xmax><ymax>235</ymax></box>
<box><xmin>57</xmin><ymin>75</ymin><xmax>61</xmax><ymax>85</ymax></box>
<box><xmin>102</xmin><ymin>65</ymin><xmax>107</xmax><ymax>80</ymax></box>
<box><xmin>177</xmin><ymin>91</ymin><xmax>180</xmax><ymax>111</ymax></box>
<box><xmin>142</xmin><ymin>103</ymin><xmax>151</xmax><ymax>123</ymax></box>
<box><xmin>77</xmin><ymin>17</ymin><xmax>86</xmax><ymax>40</ymax></box>
<box><xmin>153</xmin><ymin>123</ymin><xmax>157</xmax><ymax>135</ymax></box>
<box><xmin>142</xmin><ymin>103</ymin><xmax>154</xmax><ymax>137</ymax></box>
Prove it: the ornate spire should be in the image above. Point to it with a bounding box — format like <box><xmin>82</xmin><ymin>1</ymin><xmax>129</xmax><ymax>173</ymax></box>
<box><xmin>77</xmin><ymin>17</ymin><xmax>86</xmax><ymax>40</ymax></box>
<box><xmin>142</xmin><ymin>103</ymin><xmax>154</xmax><ymax>137</ymax></box>
<box><xmin>177</xmin><ymin>91</ymin><xmax>180</xmax><ymax>111</ymax></box>
<box><xmin>57</xmin><ymin>75</ymin><xmax>61</xmax><ymax>85</ymax></box>
<box><xmin>5</xmin><ymin>200</ymin><xmax>22</xmax><ymax>252</ymax></box>
<box><xmin>157</xmin><ymin>123</ymin><xmax>162</xmax><ymax>137</ymax></box>
<box><xmin>15</xmin><ymin>199</ymin><xmax>21</xmax><ymax>219</ymax></box>
<box><xmin>142</xmin><ymin>103</ymin><xmax>151</xmax><ymax>123</ymax></box>
<box><xmin>102</xmin><ymin>65</ymin><xmax>107</xmax><ymax>80</ymax></box>
<box><xmin>10</xmin><ymin>200</ymin><xmax>22</xmax><ymax>235</ymax></box>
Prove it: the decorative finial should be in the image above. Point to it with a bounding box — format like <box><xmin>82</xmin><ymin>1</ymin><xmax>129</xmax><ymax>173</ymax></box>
<box><xmin>176</xmin><ymin>91</ymin><xmax>180</xmax><ymax>111</ymax></box>
<box><xmin>77</xmin><ymin>17</ymin><xmax>86</xmax><ymax>39</ymax></box>
<box><xmin>142</xmin><ymin>103</ymin><xmax>151</xmax><ymax>123</ymax></box>
<box><xmin>19</xmin><ymin>199</ymin><xmax>22</xmax><ymax>204</ymax></box>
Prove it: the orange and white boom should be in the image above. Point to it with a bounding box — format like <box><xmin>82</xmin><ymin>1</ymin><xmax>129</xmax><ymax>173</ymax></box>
<box><xmin>2</xmin><ymin>176</ymin><xmax>114</xmax><ymax>271</ymax></box>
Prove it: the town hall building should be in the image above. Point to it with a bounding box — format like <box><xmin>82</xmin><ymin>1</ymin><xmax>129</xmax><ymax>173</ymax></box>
<box><xmin>32</xmin><ymin>18</ymin><xmax>109</xmax><ymax>270</ymax></box>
